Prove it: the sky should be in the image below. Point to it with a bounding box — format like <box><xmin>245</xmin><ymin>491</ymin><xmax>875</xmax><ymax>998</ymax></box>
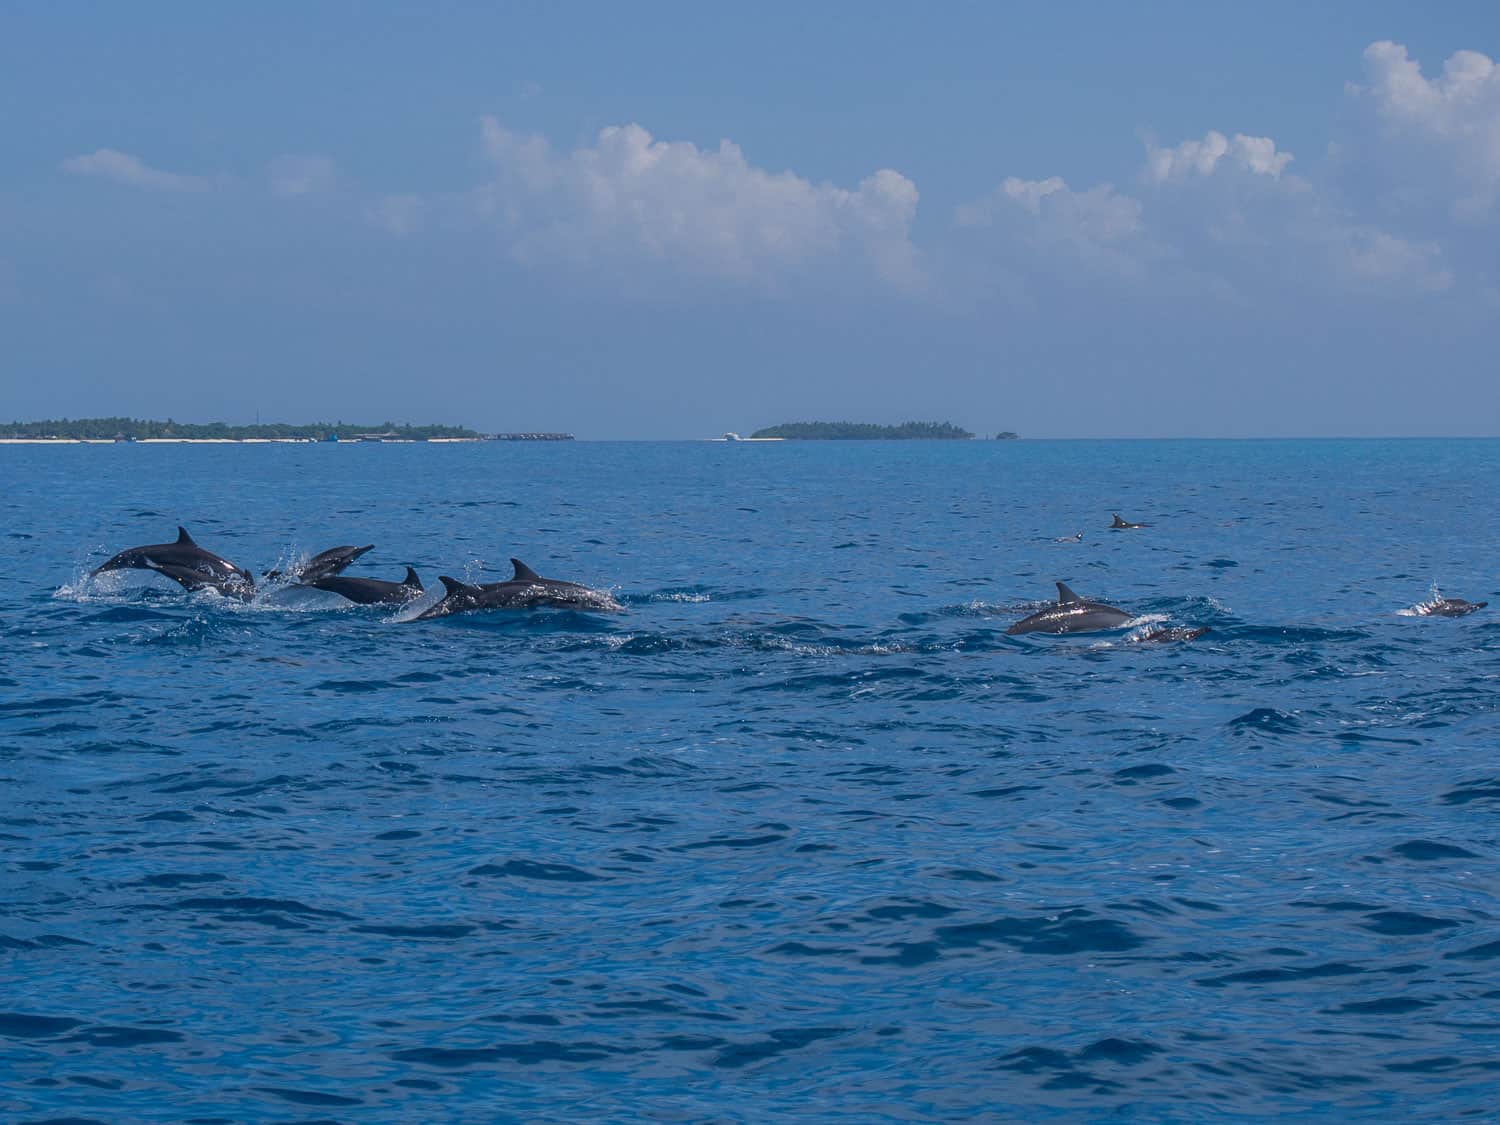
<box><xmin>2</xmin><ymin>2</ymin><xmax>1498</xmax><ymax>438</ymax></box>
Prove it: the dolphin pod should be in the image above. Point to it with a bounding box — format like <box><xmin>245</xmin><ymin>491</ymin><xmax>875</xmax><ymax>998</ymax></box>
<box><xmin>88</xmin><ymin>527</ymin><xmax>611</xmax><ymax>618</ymax></box>
<box><xmin>86</xmin><ymin>523</ymin><xmax>1487</xmax><ymax>633</ymax></box>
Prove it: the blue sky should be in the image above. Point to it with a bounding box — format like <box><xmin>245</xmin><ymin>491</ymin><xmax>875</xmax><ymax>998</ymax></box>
<box><xmin>2</xmin><ymin>2</ymin><xmax>1498</xmax><ymax>437</ymax></box>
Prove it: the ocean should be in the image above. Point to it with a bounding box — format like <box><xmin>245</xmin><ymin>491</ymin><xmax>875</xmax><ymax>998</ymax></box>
<box><xmin>3</xmin><ymin>439</ymin><xmax>1498</xmax><ymax>1121</ymax></box>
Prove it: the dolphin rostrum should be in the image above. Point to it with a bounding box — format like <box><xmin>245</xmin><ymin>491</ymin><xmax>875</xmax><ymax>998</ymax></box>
<box><xmin>301</xmin><ymin>567</ymin><xmax>425</xmax><ymax>606</ymax></box>
<box><xmin>1110</xmin><ymin>513</ymin><xmax>1149</xmax><ymax>529</ymax></box>
<box><xmin>414</xmin><ymin>558</ymin><xmax>621</xmax><ymax>620</ymax></box>
<box><xmin>93</xmin><ymin>526</ymin><xmax>254</xmax><ymax>588</ymax></box>
<box><xmin>265</xmin><ymin>544</ymin><xmax>373</xmax><ymax>583</ymax></box>
<box><xmin>1005</xmin><ymin>582</ymin><xmax>1134</xmax><ymax>635</ymax></box>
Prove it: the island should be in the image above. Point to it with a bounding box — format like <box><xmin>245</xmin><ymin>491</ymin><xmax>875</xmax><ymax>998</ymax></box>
<box><xmin>749</xmin><ymin>421</ymin><xmax>974</xmax><ymax>440</ymax></box>
<box><xmin>3</xmin><ymin>418</ymin><xmax>485</xmax><ymax>442</ymax></box>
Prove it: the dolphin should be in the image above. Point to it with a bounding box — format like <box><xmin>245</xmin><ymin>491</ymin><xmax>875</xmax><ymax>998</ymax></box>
<box><xmin>1110</xmin><ymin>513</ymin><xmax>1149</xmax><ymax>529</ymax></box>
<box><xmin>1005</xmin><ymin>582</ymin><xmax>1134</xmax><ymax>635</ymax></box>
<box><xmin>414</xmin><ymin>558</ymin><xmax>622</xmax><ymax>620</ymax></box>
<box><xmin>300</xmin><ymin>567</ymin><xmax>425</xmax><ymax>606</ymax></box>
<box><xmin>93</xmin><ymin>526</ymin><xmax>253</xmax><ymax>587</ymax></box>
<box><xmin>265</xmin><ymin>544</ymin><xmax>373</xmax><ymax>583</ymax></box>
<box><xmin>142</xmin><ymin>560</ymin><xmax>254</xmax><ymax>601</ymax></box>
<box><xmin>1411</xmin><ymin>596</ymin><xmax>1488</xmax><ymax>618</ymax></box>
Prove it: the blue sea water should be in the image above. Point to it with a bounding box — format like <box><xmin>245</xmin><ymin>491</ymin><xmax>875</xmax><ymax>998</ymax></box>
<box><xmin>2</xmin><ymin>438</ymin><xmax>1498</xmax><ymax>1122</ymax></box>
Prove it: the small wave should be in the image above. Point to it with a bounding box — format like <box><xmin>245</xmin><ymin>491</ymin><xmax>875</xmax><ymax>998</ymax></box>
<box><xmin>624</xmin><ymin>588</ymin><xmax>712</xmax><ymax>604</ymax></box>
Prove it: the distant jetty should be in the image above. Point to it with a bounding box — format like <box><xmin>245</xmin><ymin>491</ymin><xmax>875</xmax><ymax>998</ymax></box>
<box><xmin>750</xmin><ymin>421</ymin><xmax>975</xmax><ymax>440</ymax></box>
<box><xmin>0</xmin><ymin>418</ymin><xmax>573</xmax><ymax>443</ymax></box>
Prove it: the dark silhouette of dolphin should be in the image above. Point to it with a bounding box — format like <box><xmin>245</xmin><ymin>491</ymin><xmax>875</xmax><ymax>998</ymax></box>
<box><xmin>1111</xmin><ymin>513</ymin><xmax>1149</xmax><ymax>529</ymax></box>
<box><xmin>142</xmin><ymin>560</ymin><xmax>254</xmax><ymax>601</ymax></box>
<box><xmin>414</xmin><ymin>559</ymin><xmax>621</xmax><ymax>620</ymax></box>
<box><xmin>265</xmin><ymin>544</ymin><xmax>373</xmax><ymax>582</ymax></box>
<box><xmin>301</xmin><ymin>567</ymin><xmax>424</xmax><ymax>605</ymax></box>
<box><xmin>93</xmin><ymin>526</ymin><xmax>253</xmax><ymax>587</ymax></box>
<box><xmin>1412</xmin><ymin>596</ymin><xmax>1488</xmax><ymax>617</ymax></box>
<box><xmin>1005</xmin><ymin>582</ymin><xmax>1133</xmax><ymax>635</ymax></box>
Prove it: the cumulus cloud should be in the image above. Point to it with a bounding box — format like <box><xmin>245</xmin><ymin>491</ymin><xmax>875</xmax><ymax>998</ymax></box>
<box><xmin>1339</xmin><ymin>228</ymin><xmax>1451</xmax><ymax>291</ymax></box>
<box><xmin>268</xmin><ymin>155</ymin><xmax>336</xmax><ymax>197</ymax></box>
<box><xmin>1351</xmin><ymin>41</ymin><xmax>1500</xmax><ymax>217</ymax></box>
<box><xmin>365</xmin><ymin>194</ymin><xmax>424</xmax><ymax>236</ymax></box>
<box><xmin>960</xmin><ymin>175</ymin><xmax>1141</xmax><ymax>240</ymax></box>
<box><xmin>473</xmin><ymin>117</ymin><xmax>922</xmax><ymax>290</ymax></box>
<box><xmin>1144</xmin><ymin>130</ymin><xmax>1293</xmax><ymax>183</ymax></box>
<box><xmin>956</xmin><ymin>175</ymin><xmax>1146</xmax><ymax>285</ymax></box>
<box><xmin>60</xmin><ymin>149</ymin><xmax>208</xmax><ymax>192</ymax></box>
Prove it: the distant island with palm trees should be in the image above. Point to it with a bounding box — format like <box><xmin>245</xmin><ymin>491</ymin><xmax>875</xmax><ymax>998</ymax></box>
<box><xmin>749</xmin><ymin>421</ymin><xmax>1014</xmax><ymax>440</ymax></box>
<box><xmin>0</xmin><ymin>418</ymin><xmax>580</xmax><ymax>442</ymax></box>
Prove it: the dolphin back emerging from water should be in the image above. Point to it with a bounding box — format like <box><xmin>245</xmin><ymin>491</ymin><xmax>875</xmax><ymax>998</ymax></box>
<box><xmin>1411</xmin><ymin>595</ymin><xmax>1488</xmax><ymax>618</ymax></box>
<box><xmin>1111</xmin><ymin>513</ymin><xmax>1149</xmax><ymax>529</ymax></box>
<box><xmin>415</xmin><ymin>559</ymin><xmax>621</xmax><ymax>620</ymax></box>
<box><xmin>93</xmin><ymin>526</ymin><xmax>253</xmax><ymax>589</ymax></box>
<box><xmin>303</xmin><ymin>567</ymin><xmax>424</xmax><ymax>605</ymax></box>
<box><xmin>1005</xmin><ymin>582</ymin><xmax>1133</xmax><ymax>635</ymax></box>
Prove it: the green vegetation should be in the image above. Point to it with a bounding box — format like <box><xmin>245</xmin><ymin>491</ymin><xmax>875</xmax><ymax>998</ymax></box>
<box><xmin>750</xmin><ymin>421</ymin><xmax>975</xmax><ymax>440</ymax></box>
<box><xmin>1</xmin><ymin>418</ymin><xmax>481</xmax><ymax>440</ymax></box>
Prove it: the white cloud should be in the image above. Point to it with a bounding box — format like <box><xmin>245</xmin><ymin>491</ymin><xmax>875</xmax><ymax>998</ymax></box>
<box><xmin>1351</xmin><ymin>41</ymin><xmax>1500</xmax><ymax>216</ymax></box>
<box><xmin>473</xmin><ymin>117</ymin><xmax>922</xmax><ymax>290</ymax></box>
<box><xmin>1339</xmin><ymin>228</ymin><xmax>1451</xmax><ymax>291</ymax></box>
<box><xmin>268</xmin><ymin>155</ymin><xmax>336</xmax><ymax>197</ymax></box>
<box><xmin>365</xmin><ymin>194</ymin><xmax>424</xmax><ymax>236</ymax></box>
<box><xmin>60</xmin><ymin>148</ymin><xmax>208</xmax><ymax>192</ymax></box>
<box><xmin>954</xmin><ymin>175</ymin><xmax>1149</xmax><ymax>288</ymax></box>
<box><xmin>1145</xmin><ymin>130</ymin><xmax>1293</xmax><ymax>183</ymax></box>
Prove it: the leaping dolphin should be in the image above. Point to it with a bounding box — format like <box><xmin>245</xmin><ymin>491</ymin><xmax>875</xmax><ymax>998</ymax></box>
<box><xmin>301</xmin><ymin>567</ymin><xmax>425</xmax><ymax>606</ymax></box>
<box><xmin>93</xmin><ymin>526</ymin><xmax>253</xmax><ymax>588</ymax></box>
<box><xmin>1110</xmin><ymin>513</ymin><xmax>1149</xmax><ymax>529</ymax></box>
<box><xmin>265</xmin><ymin>544</ymin><xmax>374</xmax><ymax>583</ymax></box>
<box><xmin>1005</xmin><ymin>582</ymin><xmax>1134</xmax><ymax>635</ymax></box>
<box><xmin>414</xmin><ymin>559</ymin><xmax>621</xmax><ymax>620</ymax></box>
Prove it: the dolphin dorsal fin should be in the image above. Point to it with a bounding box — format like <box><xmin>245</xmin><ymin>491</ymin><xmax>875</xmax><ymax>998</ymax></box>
<box><xmin>404</xmin><ymin>567</ymin><xmax>423</xmax><ymax>590</ymax></box>
<box><xmin>176</xmin><ymin>526</ymin><xmax>196</xmax><ymax>545</ymax></box>
<box><xmin>511</xmin><ymin>558</ymin><xmax>541</xmax><ymax>582</ymax></box>
<box><xmin>439</xmin><ymin>575</ymin><xmax>481</xmax><ymax>597</ymax></box>
<box><xmin>1057</xmin><ymin>581</ymin><xmax>1083</xmax><ymax>603</ymax></box>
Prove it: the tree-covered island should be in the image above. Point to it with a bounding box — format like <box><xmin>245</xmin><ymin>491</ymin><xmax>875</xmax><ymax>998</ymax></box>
<box><xmin>749</xmin><ymin>421</ymin><xmax>975</xmax><ymax>440</ymax></box>
<box><xmin>1</xmin><ymin>418</ymin><xmax>482</xmax><ymax>441</ymax></box>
